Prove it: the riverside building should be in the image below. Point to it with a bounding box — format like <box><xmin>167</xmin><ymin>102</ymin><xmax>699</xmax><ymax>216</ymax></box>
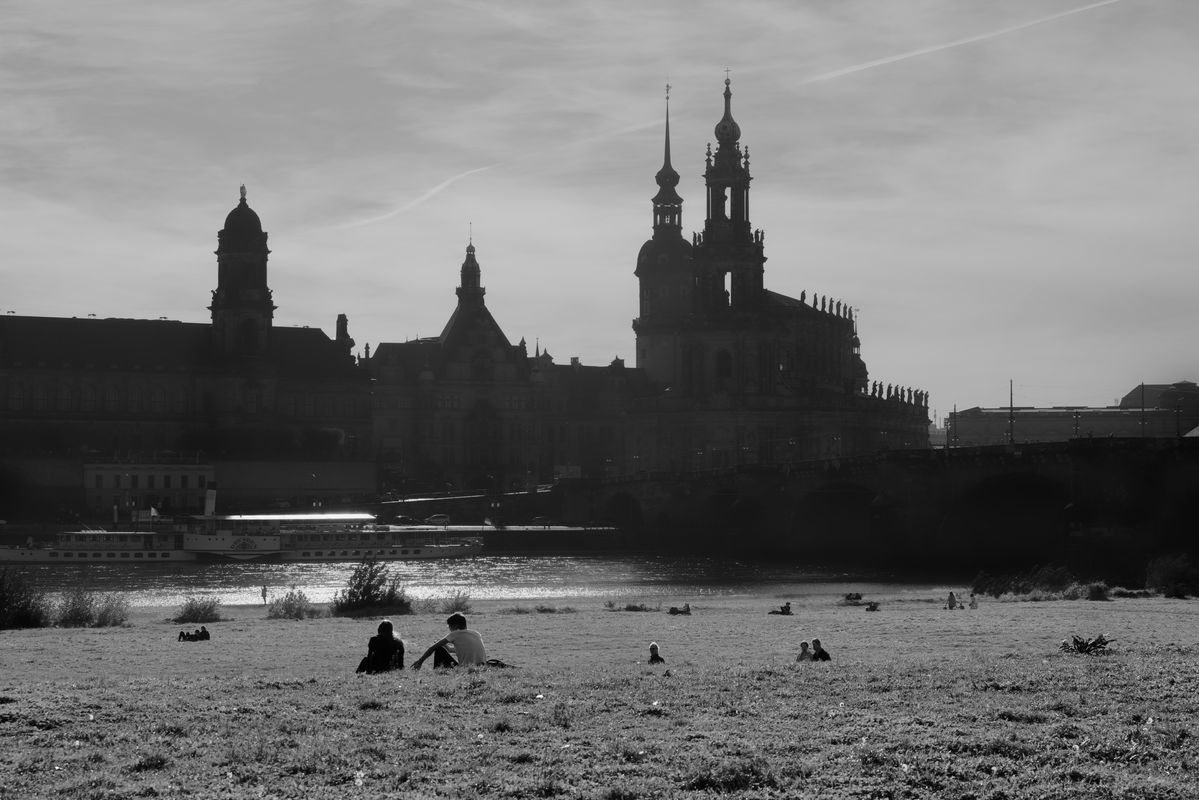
<box><xmin>1</xmin><ymin>81</ymin><xmax>929</xmax><ymax>518</ymax></box>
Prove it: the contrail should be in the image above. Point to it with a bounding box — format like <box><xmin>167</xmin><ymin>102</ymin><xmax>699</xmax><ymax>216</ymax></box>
<box><xmin>798</xmin><ymin>0</ymin><xmax>1123</xmax><ymax>85</ymax></box>
<box><xmin>348</xmin><ymin>0</ymin><xmax>1122</xmax><ymax>228</ymax></box>
<box><xmin>343</xmin><ymin>163</ymin><xmax>501</xmax><ymax>228</ymax></box>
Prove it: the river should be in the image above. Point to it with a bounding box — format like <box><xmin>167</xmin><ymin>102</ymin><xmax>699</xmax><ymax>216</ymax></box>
<box><xmin>11</xmin><ymin>554</ymin><xmax>963</xmax><ymax>608</ymax></box>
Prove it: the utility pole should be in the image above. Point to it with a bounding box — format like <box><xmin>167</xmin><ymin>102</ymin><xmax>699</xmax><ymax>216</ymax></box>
<box><xmin>1140</xmin><ymin>382</ymin><xmax>1146</xmax><ymax>439</ymax></box>
<box><xmin>1008</xmin><ymin>379</ymin><xmax>1014</xmax><ymax>445</ymax></box>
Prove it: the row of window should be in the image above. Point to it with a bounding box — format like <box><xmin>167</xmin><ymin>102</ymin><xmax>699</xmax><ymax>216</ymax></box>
<box><xmin>91</xmin><ymin>474</ymin><xmax>208</xmax><ymax>490</ymax></box>
<box><xmin>298</xmin><ymin>549</ymin><xmax>422</xmax><ymax>558</ymax></box>
<box><xmin>48</xmin><ymin>551</ymin><xmax>174</xmax><ymax>559</ymax></box>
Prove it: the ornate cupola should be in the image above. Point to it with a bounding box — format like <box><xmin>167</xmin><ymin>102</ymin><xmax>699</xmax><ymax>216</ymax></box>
<box><xmin>456</xmin><ymin>239</ymin><xmax>485</xmax><ymax>309</ymax></box>
<box><xmin>695</xmin><ymin>76</ymin><xmax>765</xmax><ymax>312</ymax></box>
<box><xmin>210</xmin><ymin>185</ymin><xmax>275</xmax><ymax>357</ymax></box>
<box><xmin>703</xmin><ymin>77</ymin><xmax>752</xmax><ymax>240</ymax></box>
<box><xmin>652</xmin><ymin>87</ymin><xmax>683</xmax><ymax>233</ymax></box>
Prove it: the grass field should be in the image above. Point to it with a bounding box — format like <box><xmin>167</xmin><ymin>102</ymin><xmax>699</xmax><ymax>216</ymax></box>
<box><xmin>2</xmin><ymin>589</ymin><xmax>1197</xmax><ymax>798</ymax></box>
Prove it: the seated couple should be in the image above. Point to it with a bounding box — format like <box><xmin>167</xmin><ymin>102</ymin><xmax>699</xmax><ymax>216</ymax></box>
<box><xmin>178</xmin><ymin>626</ymin><xmax>210</xmax><ymax>642</ymax></box>
<box><xmin>795</xmin><ymin>639</ymin><xmax>830</xmax><ymax>662</ymax></box>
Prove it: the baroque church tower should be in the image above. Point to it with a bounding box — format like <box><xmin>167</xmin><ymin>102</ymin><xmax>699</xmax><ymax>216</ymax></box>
<box><xmin>633</xmin><ymin>88</ymin><xmax>694</xmax><ymax>388</ymax></box>
<box><xmin>694</xmin><ymin>77</ymin><xmax>766</xmax><ymax>314</ymax></box>
<box><xmin>634</xmin><ymin>79</ymin><xmax>769</xmax><ymax>396</ymax></box>
<box><xmin>210</xmin><ymin>185</ymin><xmax>275</xmax><ymax>357</ymax></box>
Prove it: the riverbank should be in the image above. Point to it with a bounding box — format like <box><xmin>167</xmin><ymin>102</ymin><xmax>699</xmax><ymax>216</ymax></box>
<box><xmin>3</xmin><ymin>592</ymin><xmax>1197</xmax><ymax>797</ymax></box>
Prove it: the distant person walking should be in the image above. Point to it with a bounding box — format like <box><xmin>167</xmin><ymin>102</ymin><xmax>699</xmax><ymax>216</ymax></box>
<box><xmin>261</xmin><ymin>585</ymin><xmax>268</xmax><ymax>605</ymax></box>
<box><xmin>412</xmin><ymin>612</ymin><xmax>487</xmax><ymax>669</ymax></box>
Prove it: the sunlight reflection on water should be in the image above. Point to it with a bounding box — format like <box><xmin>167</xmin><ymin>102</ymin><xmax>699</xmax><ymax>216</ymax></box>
<box><xmin>15</xmin><ymin>555</ymin><xmax>955</xmax><ymax>607</ymax></box>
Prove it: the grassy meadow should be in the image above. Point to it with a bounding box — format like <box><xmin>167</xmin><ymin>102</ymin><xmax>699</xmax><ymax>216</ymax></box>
<box><xmin>2</xmin><ymin>589</ymin><xmax>1198</xmax><ymax>798</ymax></box>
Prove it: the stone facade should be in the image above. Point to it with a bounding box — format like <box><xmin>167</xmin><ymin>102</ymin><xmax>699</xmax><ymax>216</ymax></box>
<box><xmin>0</xmin><ymin>82</ymin><xmax>932</xmax><ymax>518</ymax></box>
<box><xmin>0</xmin><ymin>188</ymin><xmax>373</xmax><ymax>518</ymax></box>
<box><xmin>630</xmin><ymin>81</ymin><xmax>928</xmax><ymax>470</ymax></box>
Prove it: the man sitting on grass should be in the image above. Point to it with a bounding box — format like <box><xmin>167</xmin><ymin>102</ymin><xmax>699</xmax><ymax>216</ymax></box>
<box><xmin>411</xmin><ymin>612</ymin><xmax>487</xmax><ymax>669</ymax></box>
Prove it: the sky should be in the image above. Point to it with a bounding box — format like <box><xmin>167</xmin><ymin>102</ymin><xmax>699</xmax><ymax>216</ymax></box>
<box><xmin>3</xmin><ymin>0</ymin><xmax>1197</xmax><ymax>420</ymax></box>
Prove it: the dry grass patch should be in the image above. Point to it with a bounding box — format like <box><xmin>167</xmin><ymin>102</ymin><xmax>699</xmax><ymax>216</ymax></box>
<box><xmin>2</xmin><ymin>595</ymin><xmax>1198</xmax><ymax>797</ymax></box>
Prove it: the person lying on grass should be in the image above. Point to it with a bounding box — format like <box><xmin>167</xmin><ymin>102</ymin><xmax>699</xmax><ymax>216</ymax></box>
<box><xmin>411</xmin><ymin>612</ymin><xmax>487</xmax><ymax>669</ymax></box>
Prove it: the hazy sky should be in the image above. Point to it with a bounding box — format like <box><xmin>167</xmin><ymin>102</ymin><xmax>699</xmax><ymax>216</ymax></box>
<box><xmin>3</xmin><ymin>0</ymin><xmax>1196</xmax><ymax>418</ymax></box>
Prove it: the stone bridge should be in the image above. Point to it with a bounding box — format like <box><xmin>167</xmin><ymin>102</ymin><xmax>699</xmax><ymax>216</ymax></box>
<box><xmin>557</xmin><ymin>438</ymin><xmax>1199</xmax><ymax>577</ymax></box>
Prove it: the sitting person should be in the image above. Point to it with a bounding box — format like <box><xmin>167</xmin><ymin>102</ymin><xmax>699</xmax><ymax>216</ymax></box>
<box><xmin>648</xmin><ymin>642</ymin><xmax>665</xmax><ymax>664</ymax></box>
<box><xmin>946</xmin><ymin>591</ymin><xmax>958</xmax><ymax>610</ymax></box>
<box><xmin>968</xmin><ymin>593</ymin><xmax>978</xmax><ymax>609</ymax></box>
<box><xmin>769</xmin><ymin>601</ymin><xmax>793</xmax><ymax>616</ymax></box>
<box><xmin>668</xmin><ymin>602</ymin><xmax>692</xmax><ymax>616</ymax></box>
<box><xmin>810</xmin><ymin>638</ymin><xmax>831</xmax><ymax>661</ymax></box>
<box><xmin>197</xmin><ymin>626</ymin><xmax>210</xmax><ymax>641</ymax></box>
<box><xmin>357</xmin><ymin>619</ymin><xmax>405</xmax><ymax>674</ymax></box>
<box><xmin>796</xmin><ymin>641</ymin><xmax>813</xmax><ymax>662</ymax></box>
<box><xmin>411</xmin><ymin>612</ymin><xmax>487</xmax><ymax>669</ymax></box>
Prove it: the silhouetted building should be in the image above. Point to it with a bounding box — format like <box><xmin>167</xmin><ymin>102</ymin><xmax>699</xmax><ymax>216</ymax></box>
<box><xmin>630</xmin><ymin>81</ymin><xmax>928</xmax><ymax>470</ymax></box>
<box><xmin>1</xmin><ymin>82</ymin><xmax>934</xmax><ymax>517</ymax></box>
<box><xmin>948</xmin><ymin>381</ymin><xmax>1199</xmax><ymax>446</ymax></box>
<box><xmin>368</xmin><ymin>242</ymin><xmax>652</xmax><ymax>493</ymax></box>
<box><xmin>0</xmin><ymin>188</ymin><xmax>373</xmax><ymax>518</ymax></box>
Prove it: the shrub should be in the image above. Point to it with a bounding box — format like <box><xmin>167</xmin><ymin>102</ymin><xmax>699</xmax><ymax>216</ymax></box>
<box><xmin>973</xmin><ymin>565</ymin><xmax>1076</xmax><ymax>598</ymax></box>
<box><xmin>440</xmin><ymin>591</ymin><xmax>472</xmax><ymax>614</ymax></box>
<box><xmin>55</xmin><ymin>588</ymin><xmax>128</xmax><ymax>627</ymax></box>
<box><xmin>0</xmin><ymin>568</ymin><xmax>52</xmax><ymax>629</ymax></box>
<box><xmin>267</xmin><ymin>585</ymin><xmax>318</xmax><ymax>620</ymax></box>
<box><xmin>174</xmin><ymin>596</ymin><xmax>222</xmax><ymax>624</ymax></box>
<box><xmin>331</xmin><ymin>557</ymin><xmax>412</xmax><ymax>616</ymax></box>
<box><xmin>56</xmin><ymin>587</ymin><xmax>99</xmax><ymax>627</ymax></box>
<box><xmin>95</xmin><ymin>593</ymin><xmax>130</xmax><ymax>626</ymax></box>
<box><xmin>1145</xmin><ymin>554</ymin><xmax>1199</xmax><ymax>598</ymax></box>
<box><xmin>1086</xmin><ymin>582</ymin><xmax>1111</xmax><ymax>601</ymax></box>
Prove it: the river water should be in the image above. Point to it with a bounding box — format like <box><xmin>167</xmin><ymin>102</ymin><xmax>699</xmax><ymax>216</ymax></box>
<box><xmin>12</xmin><ymin>555</ymin><xmax>960</xmax><ymax>608</ymax></box>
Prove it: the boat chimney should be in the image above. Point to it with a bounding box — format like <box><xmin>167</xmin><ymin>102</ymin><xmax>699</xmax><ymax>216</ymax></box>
<box><xmin>204</xmin><ymin>484</ymin><xmax>217</xmax><ymax>516</ymax></box>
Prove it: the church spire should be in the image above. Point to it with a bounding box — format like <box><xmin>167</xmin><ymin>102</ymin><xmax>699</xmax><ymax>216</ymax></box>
<box><xmin>651</xmin><ymin>84</ymin><xmax>683</xmax><ymax>232</ymax></box>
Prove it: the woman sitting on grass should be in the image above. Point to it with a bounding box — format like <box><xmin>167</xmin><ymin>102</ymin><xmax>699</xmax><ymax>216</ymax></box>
<box><xmin>357</xmin><ymin>619</ymin><xmax>404</xmax><ymax>674</ymax></box>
